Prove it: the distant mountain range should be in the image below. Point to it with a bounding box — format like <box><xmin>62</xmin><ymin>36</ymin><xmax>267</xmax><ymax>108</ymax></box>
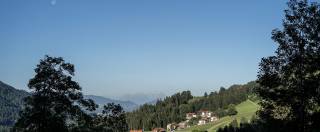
<box><xmin>0</xmin><ymin>81</ymin><xmax>138</xmax><ymax>126</ymax></box>
<box><xmin>84</xmin><ymin>95</ymin><xmax>138</xmax><ymax>112</ymax></box>
<box><xmin>119</xmin><ymin>93</ymin><xmax>166</xmax><ymax>105</ymax></box>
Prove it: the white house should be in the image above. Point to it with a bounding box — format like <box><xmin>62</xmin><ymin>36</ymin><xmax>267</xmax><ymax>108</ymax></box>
<box><xmin>178</xmin><ymin>121</ymin><xmax>188</xmax><ymax>129</ymax></box>
<box><xmin>186</xmin><ymin>113</ymin><xmax>197</xmax><ymax>120</ymax></box>
<box><xmin>198</xmin><ymin>110</ymin><xmax>212</xmax><ymax>118</ymax></box>
<box><xmin>198</xmin><ymin>119</ymin><xmax>207</xmax><ymax>125</ymax></box>
<box><xmin>184</xmin><ymin>110</ymin><xmax>219</xmax><ymax>126</ymax></box>
<box><xmin>210</xmin><ymin>116</ymin><xmax>218</xmax><ymax>122</ymax></box>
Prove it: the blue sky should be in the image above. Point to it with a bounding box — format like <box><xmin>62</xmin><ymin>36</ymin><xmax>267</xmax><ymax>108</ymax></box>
<box><xmin>0</xmin><ymin>0</ymin><xmax>286</xmax><ymax>98</ymax></box>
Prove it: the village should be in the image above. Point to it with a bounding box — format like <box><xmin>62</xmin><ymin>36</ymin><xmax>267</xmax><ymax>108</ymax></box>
<box><xmin>130</xmin><ymin>110</ymin><xmax>219</xmax><ymax>132</ymax></box>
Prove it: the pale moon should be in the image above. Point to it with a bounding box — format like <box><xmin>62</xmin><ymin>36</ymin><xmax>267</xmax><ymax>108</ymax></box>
<box><xmin>51</xmin><ymin>0</ymin><xmax>56</xmax><ymax>6</ymax></box>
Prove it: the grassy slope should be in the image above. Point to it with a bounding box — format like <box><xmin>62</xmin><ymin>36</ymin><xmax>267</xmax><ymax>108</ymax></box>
<box><xmin>177</xmin><ymin>100</ymin><xmax>259</xmax><ymax>132</ymax></box>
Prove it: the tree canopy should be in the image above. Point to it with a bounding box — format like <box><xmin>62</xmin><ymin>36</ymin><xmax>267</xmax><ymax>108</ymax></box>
<box><xmin>256</xmin><ymin>0</ymin><xmax>320</xmax><ymax>131</ymax></box>
<box><xmin>218</xmin><ymin>0</ymin><xmax>320</xmax><ymax>131</ymax></box>
<box><xmin>13</xmin><ymin>56</ymin><xmax>128</xmax><ymax>132</ymax></box>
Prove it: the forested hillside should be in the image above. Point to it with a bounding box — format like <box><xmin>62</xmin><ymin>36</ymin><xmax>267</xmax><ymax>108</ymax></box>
<box><xmin>126</xmin><ymin>81</ymin><xmax>258</xmax><ymax>130</ymax></box>
<box><xmin>0</xmin><ymin>81</ymin><xmax>29</xmax><ymax>126</ymax></box>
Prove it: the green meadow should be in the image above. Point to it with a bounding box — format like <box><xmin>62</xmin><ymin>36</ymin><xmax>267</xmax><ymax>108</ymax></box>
<box><xmin>177</xmin><ymin>100</ymin><xmax>260</xmax><ymax>132</ymax></box>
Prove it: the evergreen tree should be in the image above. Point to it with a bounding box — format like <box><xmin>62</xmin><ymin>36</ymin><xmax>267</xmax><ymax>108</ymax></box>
<box><xmin>204</xmin><ymin>92</ymin><xmax>208</xmax><ymax>98</ymax></box>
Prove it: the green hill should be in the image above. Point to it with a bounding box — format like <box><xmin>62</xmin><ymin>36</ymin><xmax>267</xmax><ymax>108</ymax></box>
<box><xmin>177</xmin><ymin>99</ymin><xmax>260</xmax><ymax>132</ymax></box>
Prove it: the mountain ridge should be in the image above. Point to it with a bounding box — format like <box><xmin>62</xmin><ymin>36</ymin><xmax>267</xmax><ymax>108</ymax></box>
<box><xmin>84</xmin><ymin>95</ymin><xmax>138</xmax><ymax>112</ymax></box>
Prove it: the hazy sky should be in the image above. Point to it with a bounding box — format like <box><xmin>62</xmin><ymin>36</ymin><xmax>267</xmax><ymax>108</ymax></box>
<box><xmin>0</xmin><ymin>0</ymin><xmax>286</xmax><ymax>98</ymax></box>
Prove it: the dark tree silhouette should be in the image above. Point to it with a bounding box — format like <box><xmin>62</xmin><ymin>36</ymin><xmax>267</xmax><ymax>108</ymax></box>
<box><xmin>14</xmin><ymin>56</ymin><xmax>97</xmax><ymax>132</ymax></box>
<box><xmin>217</xmin><ymin>1</ymin><xmax>320</xmax><ymax>132</ymax></box>
<box><xmin>256</xmin><ymin>0</ymin><xmax>320</xmax><ymax>131</ymax></box>
<box><xmin>204</xmin><ymin>92</ymin><xmax>208</xmax><ymax>98</ymax></box>
<box><xmin>93</xmin><ymin>103</ymin><xmax>128</xmax><ymax>132</ymax></box>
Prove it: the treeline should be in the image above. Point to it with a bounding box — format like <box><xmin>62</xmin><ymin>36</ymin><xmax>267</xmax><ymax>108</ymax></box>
<box><xmin>126</xmin><ymin>81</ymin><xmax>258</xmax><ymax>130</ymax></box>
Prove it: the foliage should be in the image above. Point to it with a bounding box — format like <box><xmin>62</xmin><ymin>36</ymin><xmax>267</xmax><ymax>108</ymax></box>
<box><xmin>188</xmin><ymin>117</ymin><xmax>201</xmax><ymax>126</ymax></box>
<box><xmin>256</xmin><ymin>0</ymin><xmax>320</xmax><ymax>131</ymax></box>
<box><xmin>13</xmin><ymin>56</ymin><xmax>97</xmax><ymax>132</ymax></box>
<box><xmin>126</xmin><ymin>91</ymin><xmax>193</xmax><ymax>130</ymax></box>
<box><xmin>0</xmin><ymin>125</ymin><xmax>11</xmax><ymax>132</ymax></box>
<box><xmin>13</xmin><ymin>56</ymin><xmax>129</xmax><ymax>132</ymax></box>
<box><xmin>127</xmin><ymin>82</ymin><xmax>256</xmax><ymax>130</ymax></box>
<box><xmin>91</xmin><ymin>103</ymin><xmax>128</xmax><ymax>132</ymax></box>
<box><xmin>217</xmin><ymin>0</ymin><xmax>320</xmax><ymax>131</ymax></box>
<box><xmin>0</xmin><ymin>81</ymin><xmax>29</xmax><ymax>127</ymax></box>
<box><xmin>240</xmin><ymin>117</ymin><xmax>247</xmax><ymax>124</ymax></box>
<box><xmin>227</xmin><ymin>104</ymin><xmax>238</xmax><ymax>116</ymax></box>
<box><xmin>191</xmin><ymin>129</ymin><xmax>207</xmax><ymax>132</ymax></box>
<box><xmin>217</xmin><ymin>119</ymin><xmax>239</xmax><ymax>132</ymax></box>
<box><xmin>229</xmin><ymin>119</ymin><xmax>238</xmax><ymax>128</ymax></box>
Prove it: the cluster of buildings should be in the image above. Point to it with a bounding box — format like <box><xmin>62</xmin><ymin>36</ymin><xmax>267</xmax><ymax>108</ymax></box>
<box><xmin>187</xmin><ymin>110</ymin><xmax>219</xmax><ymax>125</ymax></box>
<box><xmin>130</xmin><ymin>110</ymin><xmax>219</xmax><ymax>132</ymax></box>
<box><xmin>167</xmin><ymin>110</ymin><xmax>219</xmax><ymax>131</ymax></box>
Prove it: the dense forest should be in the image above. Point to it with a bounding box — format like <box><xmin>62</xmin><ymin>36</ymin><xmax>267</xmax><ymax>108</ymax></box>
<box><xmin>126</xmin><ymin>81</ymin><xmax>258</xmax><ymax>130</ymax></box>
<box><xmin>0</xmin><ymin>81</ymin><xmax>29</xmax><ymax>127</ymax></box>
